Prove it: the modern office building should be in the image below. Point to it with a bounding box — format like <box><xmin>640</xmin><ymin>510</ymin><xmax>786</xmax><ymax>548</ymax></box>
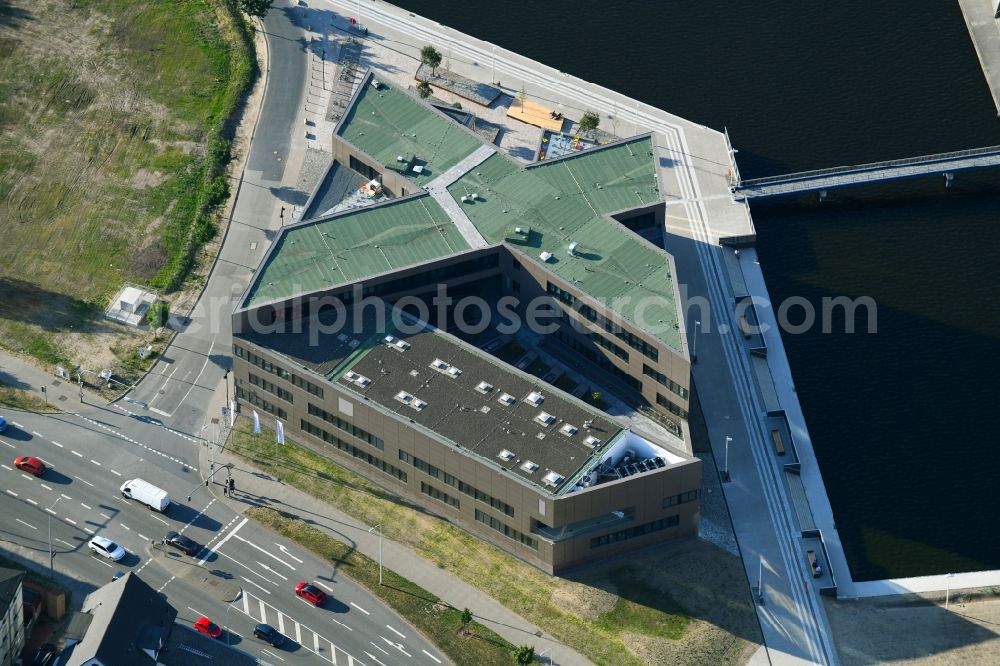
<box><xmin>233</xmin><ymin>72</ymin><xmax>700</xmax><ymax>572</ymax></box>
<box><xmin>0</xmin><ymin>568</ymin><xmax>24</xmax><ymax>666</ymax></box>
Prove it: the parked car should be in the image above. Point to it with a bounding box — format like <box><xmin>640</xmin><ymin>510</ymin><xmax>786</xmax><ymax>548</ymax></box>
<box><xmin>88</xmin><ymin>536</ymin><xmax>126</xmax><ymax>562</ymax></box>
<box><xmin>14</xmin><ymin>455</ymin><xmax>47</xmax><ymax>477</ymax></box>
<box><xmin>194</xmin><ymin>616</ymin><xmax>222</xmax><ymax>639</ymax></box>
<box><xmin>32</xmin><ymin>643</ymin><xmax>58</xmax><ymax>666</ymax></box>
<box><xmin>253</xmin><ymin>623</ymin><xmax>285</xmax><ymax>647</ymax></box>
<box><xmin>163</xmin><ymin>531</ymin><xmax>200</xmax><ymax>556</ymax></box>
<box><xmin>294</xmin><ymin>581</ymin><xmax>327</xmax><ymax>606</ymax></box>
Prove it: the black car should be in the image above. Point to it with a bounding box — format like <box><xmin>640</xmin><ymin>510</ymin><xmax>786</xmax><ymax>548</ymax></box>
<box><xmin>253</xmin><ymin>623</ymin><xmax>285</xmax><ymax>647</ymax></box>
<box><xmin>164</xmin><ymin>531</ymin><xmax>200</xmax><ymax>556</ymax></box>
<box><xmin>33</xmin><ymin>643</ymin><xmax>58</xmax><ymax>666</ymax></box>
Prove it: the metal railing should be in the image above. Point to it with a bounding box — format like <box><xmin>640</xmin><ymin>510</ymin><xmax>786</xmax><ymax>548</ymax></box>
<box><xmin>738</xmin><ymin>144</ymin><xmax>1000</xmax><ymax>189</ymax></box>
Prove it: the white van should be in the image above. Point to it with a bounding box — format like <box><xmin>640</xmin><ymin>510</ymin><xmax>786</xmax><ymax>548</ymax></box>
<box><xmin>120</xmin><ymin>478</ymin><xmax>171</xmax><ymax>512</ymax></box>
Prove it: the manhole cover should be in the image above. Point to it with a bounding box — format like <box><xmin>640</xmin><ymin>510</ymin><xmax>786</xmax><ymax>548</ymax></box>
<box><xmin>58</xmin><ymin>396</ymin><xmax>67</xmax><ymax>402</ymax></box>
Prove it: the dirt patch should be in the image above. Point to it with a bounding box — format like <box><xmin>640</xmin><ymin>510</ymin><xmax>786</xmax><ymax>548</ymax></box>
<box><xmin>130</xmin><ymin>168</ymin><xmax>168</xmax><ymax>188</ymax></box>
<box><xmin>826</xmin><ymin>590</ymin><xmax>1000</xmax><ymax>664</ymax></box>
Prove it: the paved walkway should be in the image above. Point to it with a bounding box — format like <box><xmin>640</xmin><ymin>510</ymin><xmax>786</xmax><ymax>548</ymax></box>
<box><xmin>959</xmin><ymin>0</ymin><xmax>1000</xmax><ymax>115</ymax></box>
<box><xmin>197</xmin><ymin>379</ymin><xmax>589</xmax><ymax>666</ymax></box>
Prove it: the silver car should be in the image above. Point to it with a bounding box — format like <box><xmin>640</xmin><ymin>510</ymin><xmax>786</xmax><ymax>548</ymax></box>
<box><xmin>88</xmin><ymin>536</ymin><xmax>126</xmax><ymax>561</ymax></box>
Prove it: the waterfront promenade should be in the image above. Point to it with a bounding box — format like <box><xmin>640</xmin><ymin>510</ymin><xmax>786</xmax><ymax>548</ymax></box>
<box><xmin>959</xmin><ymin>0</ymin><xmax>1000</xmax><ymax>114</ymax></box>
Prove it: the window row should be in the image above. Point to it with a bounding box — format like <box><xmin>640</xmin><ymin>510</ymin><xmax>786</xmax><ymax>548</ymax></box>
<box><xmin>236</xmin><ymin>386</ymin><xmax>287</xmax><ymax>419</ymax></box>
<box><xmin>663</xmin><ymin>490</ymin><xmax>700</xmax><ymax>508</ymax></box>
<box><xmin>308</xmin><ymin>403</ymin><xmax>384</xmax><ymax>450</ymax></box>
<box><xmin>643</xmin><ymin>364</ymin><xmax>690</xmax><ymax>400</ymax></box>
<box><xmin>590</xmin><ymin>515</ymin><xmax>680</xmax><ymax>549</ymax></box>
<box><xmin>547</xmin><ymin>283</ymin><xmax>659</xmax><ymax>362</ymax></box>
<box><xmin>234</xmin><ymin>345</ymin><xmax>324</xmax><ymax>397</ymax></box>
<box><xmin>398</xmin><ymin>451</ymin><xmax>514</xmax><ymax>516</ymax></box>
<box><xmin>249</xmin><ymin>373</ymin><xmax>293</xmax><ymax>403</ymax></box>
<box><xmin>300</xmin><ymin>419</ymin><xmax>406</xmax><ymax>482</ymax></box>
<box><xmin>475</xmin><ymin>509</ymin><xmax>538</xmax><ymax>550</ymax></box>
<box><xmin>553</xmin><ymin>327</ymin><xmax>642</xmax><ymax>393</ymax></box>
<box><xmin>655</xmin><ymin>393</ymin><xmax>689</xmax><ymax>420</ymax></box>
<box><xmin>420</xmin><ymin>482</ymin><xmax>460</xmax><ymax>509</ymax></box>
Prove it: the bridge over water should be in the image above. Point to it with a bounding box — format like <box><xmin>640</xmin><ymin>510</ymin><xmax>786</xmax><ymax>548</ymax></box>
<box><xmin>735</xmin><ymin>145</ymin><xmax>1000</xmax><ymax>199</ymax></box>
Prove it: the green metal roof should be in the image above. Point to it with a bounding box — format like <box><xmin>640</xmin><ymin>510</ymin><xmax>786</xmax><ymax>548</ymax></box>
<box><xmin>447</xmin><ymin>138</ymin><xmax>681</xmax><ymax>349</ymax></box>
<box><xmin>244</xmin><ymin>196</ymin><xmax>469</xmax><ymax>307</ymax></box>
<box><xmin>337</xmin><ymin>79</ymin><xmax>483</xmax><ymax>186</ymax></box>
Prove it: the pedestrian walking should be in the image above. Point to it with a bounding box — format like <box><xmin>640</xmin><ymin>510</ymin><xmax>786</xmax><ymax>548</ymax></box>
<box><xmin>228</xmin><ymin>477</ymin><xmax>236</xmax><ymax>497</ymax></box>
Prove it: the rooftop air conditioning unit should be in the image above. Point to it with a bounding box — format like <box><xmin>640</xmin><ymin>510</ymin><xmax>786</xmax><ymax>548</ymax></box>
<box><xmin>539</xmin><ymin>251</ymin><xmax>553</xmax><ymax>262</ymax></box>
<box><xmin>498</xmin><ymin>393</ymin><xmax>516</xmax><ymax>406</ymax></box>
<box><xmin>560</xmin><ymin>424</ymin><xmax>578</xmax><ymax>436</ymax></box>
<box><xmin>542</xmin><ymin>471</ymin><xmax>564</xmax><ymax>487</ymax></box>
<box><xmin>525</xmin><ymin>391</ymin><xmax>543</xmax><ymax>406</ymax></box>
<box><xmin>498</xmin><ymin>449</ymin><xmax>515</xmax><ymax>462</ymax></box>
<box><xmin>476</xmin><ymin>381</ymin><xmax>494</xmax><ymax>394</ymax></box>
<box><xmin>431</xmin><ymin>359</ymin><xmax>448</xmax><ymax>371</ymax></box>
<box><xmin>520</xmin><ymin>460</ymin><xmax>539</xmax><ymax>473</ymax></box>
<box><xmin>568</xmin><ymin>241</ymin><xmax>579</xmax><ymax>255</ymax></box>
<box><xmin>535</xmin><ymin>412</ymin><xmax>555</xmax><ymax>426</ymax></box>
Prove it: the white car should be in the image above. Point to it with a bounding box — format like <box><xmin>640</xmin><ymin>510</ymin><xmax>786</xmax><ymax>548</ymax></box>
<box><xmin>88</xmin><ymin>536</ymin><xmax>126</xmax><ymax>562</ymax></box>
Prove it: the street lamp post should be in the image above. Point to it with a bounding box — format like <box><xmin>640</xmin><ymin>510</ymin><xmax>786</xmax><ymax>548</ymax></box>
<box><xmin>539</xmin><ymin>648</ymin><xmax>555</xmax><ymax>665</ymax></box>
<box><xmin>47</xmin><ymin>496</ymin><xmax>63</xmax><ymax>577</ymax></box>
<box><xmin>757</xmin><ymin>555</ymin><xmax>765</xmax><ymax>605</ymax></box>
<box><xmin>692</xmin><ymin>320</ymin><xmax>701</xmax><ymax>363</ymax></box>
<box><xmin>945</xmin><ymin>573</ymin><xmax>955</xmax><ymax>608</ymax></box>
<box><xmin>369</xmin><ymin>524</ymin><xmax>383</xmax><ymax>585</ymax></box>
<box><xmin>723</xmin><ymin>436</ymin><xmax>732</xmax><ymax>482</ymax></box>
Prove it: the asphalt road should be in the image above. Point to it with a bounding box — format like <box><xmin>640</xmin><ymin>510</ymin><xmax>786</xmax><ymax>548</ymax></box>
<box><xmin>0</xmin><ymin>408</ymin><xmax>443</xmax><ymax>666</ymax></box>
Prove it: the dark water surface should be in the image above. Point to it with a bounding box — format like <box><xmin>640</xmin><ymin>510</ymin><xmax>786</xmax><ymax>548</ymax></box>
<box><xmin>389</xmin><ymin>0</ymin><xmax>1000</xmax><ymax>579</ymax></box>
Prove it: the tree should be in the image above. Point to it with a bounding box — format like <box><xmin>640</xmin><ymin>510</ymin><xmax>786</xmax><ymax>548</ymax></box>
<box><xmin>417</xmin><ymin>80</ymin><xmax>432</xmax><ymax>99</ymax></box>
<box><xmin>460</xmin><ymin>608</ymin><xmax>473</xmax><ymax>634</ymax></box>
<box><xmin>147</xmin><ymin>301</ymin><xmax>170</xmax><ymax>328</ymax></box>
<box><xmin>420</xmin><ymin>45</ymin><xmax>443</xmax><ymax>76</ymax></box>
<box><xmin>512</xmin><ymin>645</ymin><xmax>535</xmax><ymax>665</ymax></box>
<box><xmin>240</xmin><ymin>0</ymin><xmax>273</xmax><ymax>18</ymax></box>
<box><xmin>579</xmin><ymin>110</ymin><xmax>600</xmax><ymax>134</ymax></box>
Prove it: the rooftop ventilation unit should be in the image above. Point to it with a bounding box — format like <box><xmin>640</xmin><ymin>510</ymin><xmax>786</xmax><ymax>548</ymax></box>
<box><xmin>560</xmin><ymin>423</ymin><xmax>578</xmax><ymax>436</ymax></box>
<box><xmin>539</xmin><ymin>251</ymin><xmax>553</xmax><ymax>262</ymax></box>
<box><xmin>411</xmin><ymin>398</ymin><xmax>428</xmax><ymax>411</ymax></box>
<box><xmin>353</xmin><ymin>374</ymin><xmax>371</xmax><ymax>387</ymax></box>
<box><xmin>535</xmin><ymin>412</ymin><xmax>555</xmax><ymax>425</ymax></box>
<box><xmin>395</xmin><ymin>390</ymin><xmax>414</xmax><ymax>404</ymax></box>
<box><xmin>475</xmin><ymin>381</ymin><xmax>494</xmax><ymax>394</ymax></box>
<box><xmin>337</xmin><ymin>333</ymin><xmax>348</xmax><ymax>342</ymax></box>
<box><xmin>542</xmin><ymin>471</ymin><xmax>564</xmax><ymax>487</ymax></box>
<box><xmin>525</xmin><ymin>391</ymin><xmax>544</xmax><ymax>406</ymax></box>
<box><xmin>498</xmin><ymin>449</ymin><xmax>515</xmax><ymax>462</ymax></box>
<box><xmin>446</xmin><ymin>366</ymin><xmax>462</xmax><ymax>378</ymax></box>
<box><xmin>396</xmin><ymin>155</ymin><xmax>405</xmax><ymax>162</ymax></box>
<box><xmin>394</xmin><ymin>340</ymin><xmax>411</xmax><ymax>351</ymax></box>
<box><xmin>568</xmin><ymin>241</ymin><xmax>579</xmax><ymax>255</ymax></box>
<box><xmin>515</xmin><ymin>227</ymin><xmax>525</xmax><ymax>234</ymax></box>
<box><xmin>430</xmin><ymin>359</ymin><xmax>449</xmax><ymax>371</ymax></box>
<box><xmin>584</xmin><ymin>435</ymin><xmax>602</xmax><ymax>448</ymax></box>
<box><xmin>520</xmin><ymin>460</ymin><xmax>539</xmax><ymax>473</ymax></box>
<box><xmin>344</xmin><ymin>371</ymin><xmax>361</xmax><ymax>382</ymax></box>
<box><xmin>498</xmin><ymin>393</ymin><xmax>516</xmax><ymax>406</ymax></box>
<box><xmin>384</xmin><ymin>335</ymin><xmax>397</xmax><ymax>344</ymax></box>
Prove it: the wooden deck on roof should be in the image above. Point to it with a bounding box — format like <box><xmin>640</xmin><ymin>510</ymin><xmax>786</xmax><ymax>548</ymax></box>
<box><xmin>506</xmin><ymin>98</ymin><xmax>565</xmax><ymax>131</ymax></box>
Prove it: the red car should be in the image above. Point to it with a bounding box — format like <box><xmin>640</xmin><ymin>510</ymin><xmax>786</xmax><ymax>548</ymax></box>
<box><xmin>295</xmin><ymin>581</ymin><xmax>327</xmax><ymax>606</ymax></box>
<box><xmin>194</xmin><ymin>616</ymin><xmax>222</xmax><ymax>639</ymax></box>
<box><xmin>14</xmin><ymin>455</ymin><xmax>46</xmax><ymax>477</ymax></box>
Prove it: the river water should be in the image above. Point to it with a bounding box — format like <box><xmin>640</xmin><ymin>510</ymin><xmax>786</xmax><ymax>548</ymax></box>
<box><xmin>388</xmin><ymin>0</ymin><xmax>1000</xmax><ymax>580</ymax></box>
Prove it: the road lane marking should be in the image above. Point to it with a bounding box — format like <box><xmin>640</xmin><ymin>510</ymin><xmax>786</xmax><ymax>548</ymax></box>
<box><xmin>84</xmin><ymin>527</ymin><xmax>94</xmax><ymax>534</ymax></box>
<box><xmin>5</xmin><ymin>490</ymin><xmax>16</xmax><ymax>497</ymax></box>
<box><xmin>90</xmin><ymin>460</ymin><xmax>101</xmax><ymax>467</ymax></box>
<box><xmin>158</xmin><ymin>577</ymin><xmax>176</xmax><ymax>593</ymax></box>
<box><xmin>32</xmin><ymin>430</ymin><xmax>43</xmax><ymax>438</ymax></box>
<box><xmin>179</xmin><ymin>499</ymin><xmax>215</xmax><ymax>535</ymax></box>
<box><xmin>261</xmin><ymin>648</ymin><xmax>285</xmax><ymax>662</ymax></box>
<box><xmin>151</xmin><ymin>515</ymin><xmax>169</xmax><ymax>526</ymax></box>
<box><xmin>80</xmin><ymin>502</ymin><xmax>92</xmax><ymax>510</ymax></box>
<box><xmin>26</xmin><ymin>498</ymin><xmax>37</xmax><ymax>506</ymax></box>
<box><xmin>16</xmin><ymin>518</ymin><xmax>37</xmax><ymax>530</ymax></box>
<box><xmin>40</xmin><ymin>483</ymin><xmax>52</xmax><ymax>491</ymax></box>
<box><xmin>56</xmin><ymin>538</ymin><xmax>73</xmax><ymax>547</ymax></box>
<box><xmin>240</xmin><ymin>576</ymin><xmax>271</xmax><ymax>595</ymax></box>
<box><xmin>119</xmin><ymin>523</ymin><xmax>131</xmax><ymax>531</ymax></box>
<box><xmin>332</xmin><ymin>618</ymin><xmax>352</xmax><ymax>631</ymax></box>
<box><xmin>66</xmin><ymin>518</ymin><xmax>77</xmax><ymax>525</ymax></box>
<box><xmin>370</xmin><ymin>643</ymin><xmax>389</xmax><ymax>655</ymax></box>
<box><xmin>73</xmin><ymin>476</ymin><xmax>94</xmax><ymax>487</ymax></box>
<box><xmin>61</xmin><ymin>493</ymin><xmax>71</xmax><ymax>500</ymax></box>
<box><xmin>110</xmin><ymin>470</ymin><xmax>122</xmax><ymax>477</ymax></box>
<box><xmin>100</xmin><ymin>513</ymin><xmax>112</xmax><ymax>520</ymax></box>
<box><xmin>0</xmin><ymin>464</ymin><xmax>11</xmax><ymax>470</ymax></box>
<box><xmin>11</xmin><ymin>421</ymin><xmax>22</xmax><ymax>428</ymax></box>
<box><xmin>217</xmin><ymin>552</ymin><xmax>275</xmax><ymax>585</ymax></box>
<box><xmin>242</xmin><ymin>594</ymin><xmax>250</xmax><ymax>614</ymax></box>
<box><xmin>314</xmin><ymin>632</ymin><xmax>320</xmax><ymax>654</ymax></box>
<box><xmin>277</xmin><ymin>612</ymin><xmax>285</xmax><ymax>635</ymax></box>
<box><xmin>198</xmin><ymin>516</ymin><xmax>247</xmax><ymax>564</ymax></box>
<box><xmin>294</xmin><ymin>622</ymin><xmax>302</xmax><ymax>646</ymax></box>
<box><xmin>51</xmin><ymin>441</ymin><xmax>63</xmax><ymax>448</ymax></box>
<box><xmin>423</xmin><ymin>649</ymin><xmax>442</xmax><ymax>663</ymax></box>
<box><xmin>366</xmin><ymin>651</ymin><xmax>389</xmax><ymax>666</ymax></box>
<box><xmin>275</xmin><ymin>543</ymin><xmax>304</xmax><ymax>564</ymax></box>
<box><xmin>234</xmin><ymin>534</ymin><xmax>296</xmax><ymax>570</ymax></box>
<box><xmin>44</xmin><ymin>507</ymin><xmax>57</xmax><ymax>514</ymax></box>
<box><xmin>21</xmin><ymin>474</ymin><xmax>33</xmax><ymax>481</ymax></box>
<box><xmin>315</xmin><ymin>580</ymin><xmax>334</xmax><ymax>592</ymax></box>
<box><xmin>138</xmin><ymin>533</ymin><xmax>149</xmax><ymax>541</ymax></box>
<box><xmin>0</xmin><ymin>441</ymin><xmax>13</xmax><ymax>449</ymax></box>
<box><xmin>259</xmin><ymin>599</ymin><xmax>267</xmax><ymax>624</ymax></box>
<box><xmin>255</xmin><ymin>561</ymin><xmax>288</xmax><ymax>580</ymax></box>
<box><xmin>350</xmin><ymin>602</ymin><xmax>369</xmax><ymax>615</ymax></box>
<box><xmin>149</xmin><ymin>406</ymin><xmax>171</xmax><ymax>417</ymax></box>
<box><xmin>71</xmin><ymin>450</ymin><xmax>83</xmax><ymax>458</ymax></box>
<box><xmin>380</xmin><ymin>636</ymin><xmax>411</xmax><ymax>658</ymax></box>
<box><xmin>92</xmin><ymin>557</ymin><xmax>112</xmax><ymax>568</ymax></box>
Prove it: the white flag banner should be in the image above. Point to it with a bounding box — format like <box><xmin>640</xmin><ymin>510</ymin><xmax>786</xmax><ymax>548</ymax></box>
<box><xmin>253</xmin><ymin>410</ymin><xmax>261</xmax><ymax>434</ymax></box>
<box><xmin>229</xmin><ymin>400</ymin><xmax>236</xmax><ymax>427</ymax></box>
<box><xmin>276</xmin><ymin>419</ymin><xmax>285</xmax><ymax>445</ymax></box>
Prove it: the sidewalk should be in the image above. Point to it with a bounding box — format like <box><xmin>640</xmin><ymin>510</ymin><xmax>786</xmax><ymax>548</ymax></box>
<box><xmin>199</xmin><ymin>380</ymin><xmax>590</xmax><ymax>666</ymax></box>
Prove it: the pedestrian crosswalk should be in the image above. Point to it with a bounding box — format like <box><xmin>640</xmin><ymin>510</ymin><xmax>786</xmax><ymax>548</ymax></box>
<box><xmin>236</xmin><ymin>591</ymin><xmax>364</xmax><ymax>665</ymax></box>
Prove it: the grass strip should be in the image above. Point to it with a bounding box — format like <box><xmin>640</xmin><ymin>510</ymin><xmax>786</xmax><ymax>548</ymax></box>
<box><xmin>246</xmin><ymin>506</ymin><xmax>517</xmax><ymax>666</ymax></box>
<box><xmin>0</xmin><ymin>383</ymin><xmax>60</xmax><ymax>413</ymax></box>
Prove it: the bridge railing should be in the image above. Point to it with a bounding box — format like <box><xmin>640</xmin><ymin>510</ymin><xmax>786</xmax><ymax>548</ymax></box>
<box><xmin>738</xmin><ymin>144</ymin><xmax>1000</xmax><ymax>188</ymax></box>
